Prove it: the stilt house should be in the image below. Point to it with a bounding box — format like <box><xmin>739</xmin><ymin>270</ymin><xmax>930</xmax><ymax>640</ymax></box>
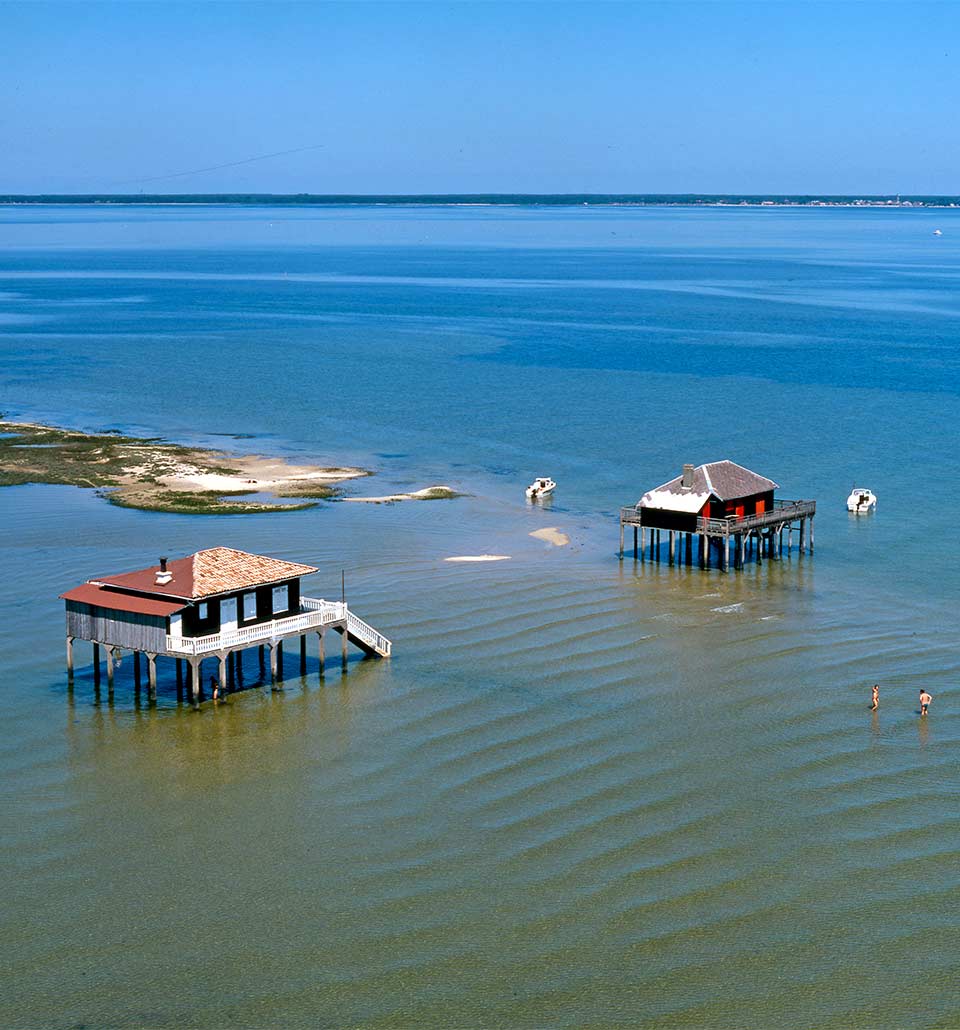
<box><xmin>61</xmin><ymin>546</ymin><xmax>390</xmax><ymax>704</ymax></box>
<box><xmin>619</xmin><ymin>460</ymin><xmax>816</xmax><ymax>571</ymax></box>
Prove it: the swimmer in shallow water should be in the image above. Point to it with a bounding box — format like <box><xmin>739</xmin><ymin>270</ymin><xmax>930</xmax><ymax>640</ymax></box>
<box><xmin>870</xmin><ymin>684</ymin><xmax>879</xmax><ymax>711</ymax></box>
<box><xmin>920</xmin><ymin>689</ymin><xmax>932</xmax><ymax>716</ymax></box>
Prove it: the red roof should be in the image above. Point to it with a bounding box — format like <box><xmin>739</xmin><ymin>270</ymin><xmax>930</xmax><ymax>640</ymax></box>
<box><xmin>92</xmin><ymin>546</ymin><xmax>317</xmax><ymax>600</ymax></box>
<box><xmin>60</xmin><ymin>583</ymin><xmax>186</xmax><ymax>618</ymax></box>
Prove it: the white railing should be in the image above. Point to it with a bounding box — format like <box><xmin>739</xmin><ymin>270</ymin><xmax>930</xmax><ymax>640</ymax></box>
<box><xmin>166</xmin><ymin>597</ymin><xmax>347</xmax><ymax>656</ymax></box>
<box><xmin>347</xmin><ymin>611</ymin><xmax>392</xmax><ymax>656</ymax></box>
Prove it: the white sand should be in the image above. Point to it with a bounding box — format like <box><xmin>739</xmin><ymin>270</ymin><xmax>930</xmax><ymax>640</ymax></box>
<box><xmin>156</xmin><ymin>455</ymin><xmax>366</xmax><ymax>493</ymax></box>
<box><xmin>344</xmin><ymin>486</ymin><xmax>455</xmax><ymax>503</ymax></box>
<box><xmin>529</xmin><ymin>527</ymin><xmax>570</xmax><ymax>546</ymax></box>
<box><xmin>444</xmin><ymin>555</ymin><xmax>511</xmax><ymax>563</ymax></box>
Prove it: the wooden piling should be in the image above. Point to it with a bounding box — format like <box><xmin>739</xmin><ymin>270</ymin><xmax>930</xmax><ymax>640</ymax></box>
<box><xmin>66</xmin><ymin>636</ymin><xmax>74</xmax><ymax>681</ymax></box>
<box><xmin>633</xmin><ymin>525</ymin><xmax>638</xmax><ymax>561</ymax></box>
<box><xmin>318</xmin><ymin>630</ymin><xmax>325</xmax><ymax>677</ymax></box>
<box><xmin>106</xmin><ymin>647</ymin><xmax>114</xmax><ymax>688</ymax></box>
<box><xmin>619</xmin><ymin>519</ymin><xmax>624</xmax><ymax>560</ymax></box>
<box><xmin>133</xmin><ymin>650</ymin><xmax>142</xmax><ymax>688</ymax></box>
<box><xmin>147</xmin><ymin>653</ymin><xmax>157</xmax><ymax>702</ymax></box>
<box><xmin>219</xmin><ymin>654</ymin><xmax>227</xmax><ymax>693</ymax></box>
<box><xmin>640</xmin><ymin>526</ymin><xmax>646</xmax><ymax>562</ymax></box>
<box><xmin>669</xmin><ymin>530</ymin><xmax>676</xmax><ymax>565</ymax></box>
<box><xmin>299</xmin><ymin>635</ymin><xmax>307</xmax><ymax>675</ymax></box>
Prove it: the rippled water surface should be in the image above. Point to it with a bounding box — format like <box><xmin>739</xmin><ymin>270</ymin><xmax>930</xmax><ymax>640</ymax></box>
<box><xmin>1</xmin><ymin>205</ymin><xmax>959</xmax><ymax>1028</ymax></box>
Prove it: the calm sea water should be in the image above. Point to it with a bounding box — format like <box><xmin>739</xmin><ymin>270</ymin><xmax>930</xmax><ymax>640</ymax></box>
<box><xmin>1</xmin><ymin>204</ymin><xmax>959</xmax><ymax>1029</ymax></box>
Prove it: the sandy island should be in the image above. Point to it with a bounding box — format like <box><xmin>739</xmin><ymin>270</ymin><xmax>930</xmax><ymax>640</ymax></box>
<box><xmin>529</xmin><ymin>527</ymin><xmax>570</xmax><ymax>546</ymax></box>
<box><xmin>0</xmin><ymin>420</ymin><xmax>458</xmax><ymax>515</ymax></box>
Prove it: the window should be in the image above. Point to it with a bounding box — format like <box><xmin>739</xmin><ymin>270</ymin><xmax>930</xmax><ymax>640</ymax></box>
<box><xmin>272</xmin><ymin>584</ymin><xmax>289</xmax><ymax>614</ymax></box>
<box><xmin>243</xmin><ymin>591</ymin><xmax>258</xmax><ymax>621</ymax></box>
<box><xmin>197</xmin><ymin>602</ymin><xmax>208</xmax><ymax>620</ymax></box>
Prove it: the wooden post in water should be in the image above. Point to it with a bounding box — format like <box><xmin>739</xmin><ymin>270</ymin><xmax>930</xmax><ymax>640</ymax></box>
<box><xmin>619</xmin><ymin>519</ymin><xmax>624</xmax><ymax>560</ymax></box>
<box><xmin>799</xmin><ymin>517</ymin><xmax>806</xmax><ymax>554</ymax></box>
<box><xmin>341</xmin><ymin>627</ymin><xmax>348</xmax><ymax>666</ymax></box>
<box><xmin>318</xmin><ymin>630</ymin><xmax>325</xmax><ymax>678</ymax></box>
<box><xmin>66</xmin><ymin>636</ymin><xmax>74</xmax><ymax>682</ymax></box>
<box><xmin>809</xmin><ymin>516</ymin><xmax>815</xmax><ymax>554</ymax></box>
<box><xmin>190</xmin><ymin>658</ymin><xmax>200</xmax><ymax>708</ymax></box>
<box><xmin>106</xmin><ymin>647</ymin><xmax>114</xmax><ymax>689</ymax></box>
<box><xmin>685</xmin><ymin>533</ymin><xmax>693</xmax><ymax>566</ymax></box>
<box><xmin>147</xmin><ymin>653</ymin><xmax>157</xmax><ymax>702</ymax></box>
<box><xmin>299</xmin><ymin>635</ymin><xmax>307</xmax><ymax>675</ymax></box>
<box><xmin>219</xmin><ymin>654</ymin><xmax>227</xmax><ymax>693</ymax></box>
<box><xmin>133</xmin><ymin>651</ymin><xmax>142</xmax><ymax>689</ymax></box>
<box><xmin>633</xmin><ymin>525</ymin><xmax>638</xmax><ymax>561</ymax></box>
<box><xmin>641</xmin><ymin>527</ymin><xmax>646</xmax><ymax>562</ymax></box>
<box><xmin>669</xmin><ymin>531</ymin><xmax>676</xmax><ymax>565</ymax></box>
<box><xmin>228</xmin><ymin>651</ymin><xmax>236</xmax><ymax>689</ymax></box>
<box><xmin>269</xmin><ymin>643</ymin><xmax>278</xmax><ymax>685</ymax></box>
<box><xmin>259</xmin><ymin>645</ymin><xmax>266</xmax><ymax>676</ymax></box>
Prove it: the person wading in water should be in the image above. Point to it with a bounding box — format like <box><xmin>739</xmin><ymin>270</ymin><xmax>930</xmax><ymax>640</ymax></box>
<box><xmin>870</xmin><ymin>684</ymin><xmax>879</xmax><ymax>711</ymax></box>
<box><xmin>920</xmin><ymin>689</ymin><xmax>932</xmax><ymax>716</ymax></box>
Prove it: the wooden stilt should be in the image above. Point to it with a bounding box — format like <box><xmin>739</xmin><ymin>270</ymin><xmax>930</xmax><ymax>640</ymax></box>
<box><xmin>269</xmin><ymin>643</ymin><xmax>278</xmax><ymax>685</ymax></box>
<box><xmin>799</xmin><ymin>518</ymin><xmax>806</xmax><ymax>554</ymax></box>
<box><xmin>649</xmin><ymin>530</ymin><xmax>655</xmax><ymax>562</ymax></box>
<box><xmin>190</xmin><ymin>659</ymin><xmax>200</xmax><ymax>708</ymax></box>
<box><xmin>669</xmin><ymin>530</ymin><xmax>676</xmax><ymax>565</ymax></box>
<box><xmin>788</xmin><ymin>525</ymin><xmax>793</xmax><ymax>554</ymax></box>
<box><xmin>641</xmin><ymin>526</ymin><xmax>646</xmax><ymax>562</ymax></box>
<box><xmin>106</xmin><ymin>647</ymin><xmax>114</xmax><ymax>688</ymax></box>
<box><xmin>318</xmin><ymin>630</ymin><xmax>325</xmax><ymax>677</ymax></box>
<box><xmin>300</xmin><ymin>634</ymin><xmax>307</xmax><ymax>675</ymax></box>
<box><xmin>619</xmin><ymin>519</ymin><xmax>624</xmax><ymax>560</ymax></box>
<box><xmin>147</xmin><ymin>653</ymin><xmax>157</xmax><ymax>702</ymax></box>
<box><xmin>228</xmin><ymin>651</ymin><xmax>236</xmax><ymax>689</ymax></box>
<box><xmin>342</xmin><ymin>627</ymin><xmax>348</xmax><ymax>665</ymax></box>
<box><xmin>809</xmin><ymin>516</ymin><xmax>815</xmax><ymax>554</ymax></box>
<box><xmin>176</xmin><ymin>658</ymin><xmax>183</xmax><ymax>689</ymax></box>
<box><xmin>66</xmin><ymin>636</ymin><xmax>74</xmax><ymax>681</ymax></box>
<box><xmin>133</xmin><ymin>651</ymin><xmax>142</xmax><ymax>689</ymax></box>
<box><xmin>633</xmin><ymin>525</ymin><xmax>638</xmax><ymax>561</ymax></box>
<box><xmin>655</xmin><ymin>529</ymin><xmax>661</xmax><ymax>563</ymax></box>
<box><xmin>685</xmin><ymin>532</ymin><xmax>693</xmax><ymax>566</ymax></box>
<box><xmin>219</xmin><ymin>654</ymin><xmax>227</xmax><ymax>693</ymax></box>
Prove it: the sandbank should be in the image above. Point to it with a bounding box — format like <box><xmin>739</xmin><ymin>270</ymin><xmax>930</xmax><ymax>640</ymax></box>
<box><xmin>344</xmin><ymin>485</ymin><xmax>459</xmax><ymax>504</ymax></box>
<box><xmin>0</xmin><ymin>420</ymin><xmax>368</xmax><ymax>515</ymax></box>
<box><xmin>444</xmin><ymin>555</ymin><xmax>511</xmax><ymax>563</ymax></box>
<box><xmin>529</xmin><ymin>527</ymin><xmax>570</xmax><ymax>546</ymax></box>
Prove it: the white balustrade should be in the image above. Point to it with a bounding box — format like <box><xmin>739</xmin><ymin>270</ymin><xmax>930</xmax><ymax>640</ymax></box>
<box><xmin>166</xmin><ymin>596</ymin><xmax>348</xmax><ymax>656</ymax></box>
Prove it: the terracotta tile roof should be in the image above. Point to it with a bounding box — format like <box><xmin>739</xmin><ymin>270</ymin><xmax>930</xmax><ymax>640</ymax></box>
<box><xmin>91</xmin><ymin>547</ymin><xmax>318</xmax><ymax>600</ymax></box>
<box><xmin>60</xmin><ymin>583</ymin><xmax>187</xmax><ymax>617</ymax></box>
<box><xmin>640</xmin><ymin>460</ymin><xmax>779</xmax><ymax>510</ymax></box>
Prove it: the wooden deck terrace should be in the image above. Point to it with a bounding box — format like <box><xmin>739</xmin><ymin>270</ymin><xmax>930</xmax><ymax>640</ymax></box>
<box><xmin>66</xmin><ymin>596</ymin><xmax>391</xmax><ymax>707</ymax></box>
<box><xmin>619</xmin><ymin>498</ymin><xmax>817</xmax><ymax>572</ymax></box>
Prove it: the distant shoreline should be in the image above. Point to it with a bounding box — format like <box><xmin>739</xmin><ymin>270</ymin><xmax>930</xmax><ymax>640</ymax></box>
<box><xmin>2</xmin><ymin>193</ymin><xmax>959</xmax><ymax>209</ymax></box>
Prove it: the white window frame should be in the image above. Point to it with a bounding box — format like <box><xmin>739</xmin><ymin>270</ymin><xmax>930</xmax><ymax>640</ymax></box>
<box><xmin>272</xmin><ymin>584</ymin><xmax>289</xmax><ymax>615</ymax></box>
<box><xmin>197</xmin><ymin>602</ymin><xmax>208</xmax><ymax>620</ymax></box>
<box><xmin>243</xmin><ymin>591</ymin><xmax>258</xmax><ymax>621</ymax></box>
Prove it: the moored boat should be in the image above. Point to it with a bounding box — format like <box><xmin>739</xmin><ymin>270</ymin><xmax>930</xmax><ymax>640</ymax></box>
<box><xmin>526</xmin><ymin>476</ymin><xmax>556</xmax><ymax>500</ymax></box>
<box><xmin>847</xmin><ymin>487</ymin><xmax>877</xmax><ymax>513</ymax></box>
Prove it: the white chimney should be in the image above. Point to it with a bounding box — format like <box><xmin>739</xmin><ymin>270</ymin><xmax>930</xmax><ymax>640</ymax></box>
<box><xmin>682</xmin><ymin>464</ymin><xmax>695</xmax><ymax>489</ymax></box>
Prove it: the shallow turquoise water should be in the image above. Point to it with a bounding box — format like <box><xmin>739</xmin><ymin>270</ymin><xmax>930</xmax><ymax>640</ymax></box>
<box><xmin>1</xmin><ymin>205</ymin><xmax>958</xmax><ymax>1028</ymax></box>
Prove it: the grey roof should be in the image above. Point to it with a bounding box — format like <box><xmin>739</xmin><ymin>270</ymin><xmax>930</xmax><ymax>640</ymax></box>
<box><xmin>641</xmin><ymin>460</ymin><xmax>779</xmax><ymax>508</ymax></box>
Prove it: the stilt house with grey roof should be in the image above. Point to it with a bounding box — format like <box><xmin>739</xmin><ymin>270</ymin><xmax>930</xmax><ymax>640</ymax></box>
<box><xmin>619</xmin><ymin>460</ymin><xmax>816</xmax><ymax>571</ymax></box>
<box><xmin>61</xmin><ymin>546</ymin><xmax>390</xmax><ymax>705</ymax></box>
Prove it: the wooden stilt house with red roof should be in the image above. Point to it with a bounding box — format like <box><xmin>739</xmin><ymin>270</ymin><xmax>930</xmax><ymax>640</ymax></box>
<box><xmin>619</xmin><ymin>461</ymin><xmax>816</xmax><ymax>571</ymax></box>
<box><xmin>61</xmin><ymin>546</ymin><xmax>390</xmax><ymax>704</ymax></box>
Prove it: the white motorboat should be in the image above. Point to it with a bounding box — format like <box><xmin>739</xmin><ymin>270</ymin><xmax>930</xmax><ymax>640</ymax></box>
<box><xmin>847</xmin><ymin>487</ymin><xmax>877</xmax><ymax>513</ymax></box>
<box><xmin>526</xmin><ymin>476</ymin><xmax>556</xmax><ymax>500</ymax></box>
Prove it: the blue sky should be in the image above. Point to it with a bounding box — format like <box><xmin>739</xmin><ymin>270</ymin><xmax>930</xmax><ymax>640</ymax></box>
<box><xmin>3</xmin><ymin>1</ymin><xmax>958</xmax><ymax>194</ymax></box>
